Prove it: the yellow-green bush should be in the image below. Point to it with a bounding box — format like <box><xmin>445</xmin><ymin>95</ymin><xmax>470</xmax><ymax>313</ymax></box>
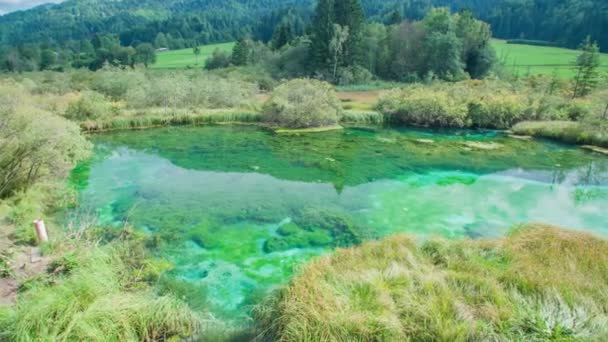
<box><xmin>375</xmin><ymin>80</ymin><xmax>593</xmax><ymax>129</ymax></box>
<box><xmin>468</xmin><ymin>94</ymin><xmax>533</xmax><ymax>128</ymax></box>
<box><xmin>0</xmin><ymin>83</ymin><xmax>91</xmax><ymax>198</ymax></box>
<box><xmin>64</xmin><ymin>91</ymin><xmax>117</xmax><ymax>121</ymax></box>
<box><xmin>378</xmin><ymin>87</ymin><xmax>469</xmax><ymax>127</ymax></box>
<box><xmin>256</xmin><ymin>225</ymin><xmax>608</xmax><ymax>341</ymax></box>
<box><xmin>262</xmin><ymin>79</ymin><xmax>342</xmax><ymax>128</ymax></box>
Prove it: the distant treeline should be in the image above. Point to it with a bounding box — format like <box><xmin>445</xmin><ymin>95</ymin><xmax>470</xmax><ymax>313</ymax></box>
<box><xmin>0</xmin><ymin>0</ymin><xmax>605</xmax><ymax>72</ymax></box>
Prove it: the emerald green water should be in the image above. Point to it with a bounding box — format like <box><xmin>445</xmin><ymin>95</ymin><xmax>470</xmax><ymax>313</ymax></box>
<box><xmin>72</xmin><ymin>125</ymin><xmax>608</xmax><ymax>323</ymax></box>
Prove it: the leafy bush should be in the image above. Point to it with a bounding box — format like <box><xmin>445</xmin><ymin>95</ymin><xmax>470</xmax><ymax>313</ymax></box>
<box><xmin>90</xmin><ymin>66</ymin><xmax>147</xmax><ymax>101</ymax></box>
<box><xmin>512</xmin><ymin>121</ymin><xmax>608</xmax><ymax>147</ymax></box>
<box><xmin>376</xmin><ymin>80</ymin><xmax>588</xmax><ymax>129</ymax></box>
<box><xmin>377</xmin><ymin>87</ymin><xmax>469</xmax><ymax>127</ymax></box>
<box><xmin>0</xmin><ymin>83</ymin><xmax>91</xmax><ymax>198</ymax></box>
<box><xmin>468</xmin><ymin>95</ymin><xmax>532</xmax><ymax>128</ymax></box>
<box><xmin>262</xmin><ymin>79</ymin><xmax>342</xmax><ymax>128</ymax></box>
<box><xmin>204</xmin><ymin>49</ymin><xmax>232</xmax><ymax>70</ymax></box>
<box><xmin>65</xmin><ymin>91</ymin><xmax>116</xmax><ymax>121</ymax></box>
<box><xmin>125</xmin><ymin>73</ymin><xmax>258</xmax><ymax>110</ymax></box>
<box><xmin>256</xmin><ymin>225</ymin><xmax>608</xmax><ymax>341</ymax></box>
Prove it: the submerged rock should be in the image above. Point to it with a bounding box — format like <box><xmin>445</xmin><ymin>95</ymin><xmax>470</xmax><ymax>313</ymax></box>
<box><xmin>462</xmin><ymin>141</ymin><xmax>504</xmax><ymax>150</ymax></box>
<box><xmin>414</xmin><ymin>138</ymin><xmax>435</xmax><ymax>144</ymax></box>
<box><xmin>582</xmin><ymin>145</ymin><xmax>608</xmax><ymax>156</ymax></box>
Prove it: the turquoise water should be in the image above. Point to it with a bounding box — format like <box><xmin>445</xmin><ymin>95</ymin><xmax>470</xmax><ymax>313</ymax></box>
<box><xmin>71</xmin><ymin>125</ymin><xmax>608</xmax><ymax>323</ymax></box>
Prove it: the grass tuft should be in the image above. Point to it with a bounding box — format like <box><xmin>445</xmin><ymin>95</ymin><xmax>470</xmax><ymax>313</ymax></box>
<box><xmin>255</xmin><ymin>224</ymin><xmax>608</xmax><ymax>341</ymax></box>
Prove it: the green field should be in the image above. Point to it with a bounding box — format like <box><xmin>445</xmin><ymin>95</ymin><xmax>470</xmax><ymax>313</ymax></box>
<box><xmin>151</xmin><ymin>42</ymin><xmax>235</xmax><ymax>70</ymax></box>
<box><xmin>492</xmin><ymin>39</ymin><xmax>608</xmax><ymax>78</ymax></box>
<box><xmin>152</xmin><ymin>40</ymin><xmax>608</xmax><ymax>78</ymax></box>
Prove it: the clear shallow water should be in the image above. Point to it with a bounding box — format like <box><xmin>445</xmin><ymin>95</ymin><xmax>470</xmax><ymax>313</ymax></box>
<box><xmin>71</xmin><ymin>125</ymin><xmax>608</xmax><ymax>323</ymax></box>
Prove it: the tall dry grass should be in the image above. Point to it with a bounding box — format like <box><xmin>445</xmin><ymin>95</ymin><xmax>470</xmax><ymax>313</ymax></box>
<box><xmin>255</xmin><ymin>224</ymin><xmax>608</xmax><ymax>341</ymax></box>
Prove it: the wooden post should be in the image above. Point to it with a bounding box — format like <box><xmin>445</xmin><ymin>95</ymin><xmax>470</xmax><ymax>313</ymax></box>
<box><xmin>33</xmin><ymin>219</ymin><xmax>49</xmax><ymax>243</ymax></box>
<box><xmin>603</xmin><ymin>103</ymin><xmax>608</xmax><ymax>120</ymax></box>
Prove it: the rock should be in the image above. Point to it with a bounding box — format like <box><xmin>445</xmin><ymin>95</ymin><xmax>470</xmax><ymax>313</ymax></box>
<box><xmin>508</xmin><ymin>134</ymin><xmax>532</xmax><ymax>140</ymax></box>
<box><xmin>581</xmin><ymin>145</ymin><xmax>608</xmax><ymax>156</ymax></box>
<box><xmin>462</xmin><ymin>141</ymin><xmax>504</xmax><ymax>150</ymax></box>
<box><xmin>414</xmin><ymin>139</ymin><xmax>434</xmax><ymax>144</ymax></box>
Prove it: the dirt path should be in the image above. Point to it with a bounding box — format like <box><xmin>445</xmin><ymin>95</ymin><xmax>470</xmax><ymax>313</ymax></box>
<box><xmin>0</xmin><ymin>220</ymin><xmax>51</xmax><ymax>306</ymax></box>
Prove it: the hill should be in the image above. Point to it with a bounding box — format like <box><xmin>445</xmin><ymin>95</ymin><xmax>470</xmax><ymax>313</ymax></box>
<box><xmin>0</xmin><ymin>0</ymin><xmax>606</xmax><ymax>52</ymax></box>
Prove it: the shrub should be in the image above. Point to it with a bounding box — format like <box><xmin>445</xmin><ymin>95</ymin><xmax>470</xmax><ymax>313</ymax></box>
<box><xmin>262</xmin><ymin>79</ymin><xmax>342</xmax><ymax>128</ymax></box>
<box><xmin>377</xmin><ymin>87</ymin><xmax>469</xmax><ymax>127</ymax></box>
<box><xmin>468</xmin><ymin>94</ymin><xmax>532</xmax><ymax>128</ymax></box>
<box><xmin>0</xmin><ymin>86</ymin><xmax>91</xmax><ymax>198</ymax></box>
<box><xmin>90</xmin><ymin>66</ymin><xmax>147</xmax><ymax>101</ymax></box>
<box><xmin>65</xmin><ymin>91</ymin><xmax>116</xmax><ymax>121</ymax></box>
<box><xmin>256</xmin><ymin>225</ymin><xmax>608</xmax><ymax>341</ymax></box>
<box><xmin>512</xmin><ymin>121</ymin><xmax>608</xmax><ymax>147</ymax></box>
<box><xmin>204</xmin><ymin>49</ymin><xmax>232</xmax><ymax>70</ymax></box>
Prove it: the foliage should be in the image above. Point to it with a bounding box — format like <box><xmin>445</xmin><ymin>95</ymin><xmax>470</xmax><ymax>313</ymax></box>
<box><xmin>64</xmin><ymin>91</ymin><xmax>116</xmax><ymax>121</ymax></box>
<box><xmin>204</xmin><ymin>49</ymin><xmax>232</xmax><ymax>70</ymax></box>
<box><xmin>573</xmin><ymin>37</ymin><xmax>602</xmax><ymax>98</ymax></box>
<box><xmin>512</xmin><ymin>121</ymin><xmax>608</xmax><ymax>148</ymax></box>
<box><xmin>255</xmin><ymin>225</ymin><xmax>608</xmax><ymax>341</ymax></box>
<box><xmin>232</xmin><ymin>38</ymin><xmax>254</xmax><ymax>66</ymax></box>
<box><xmin>124</xmin><ymin>73</ymin><xmax>259</xmax><ymax>110</ymax></box>
<box><xmin>0</xmin><ymin>81</ymin><xmax>90</xmax><ymax>198</ymax></box>
<box><xmin>376</xmin><ymin>79</ymin><xmax>603</xmax><ymax>129</ymax></box>
<box><xmin>0</xmin><ymin>238</ymin><xmax>204</xmax><ymax>341</ymax></box>
<box><xmin>262</xmin><ymin>79</ymin><xmax>342</xmax><ymax>128</ymax></box>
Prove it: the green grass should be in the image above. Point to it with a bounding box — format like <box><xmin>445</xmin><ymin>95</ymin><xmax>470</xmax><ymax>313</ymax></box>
<box><xmin>151</xmin><ymin>42</ymin><xmax>235</xmax><ymax>70</ymax></box>
<box><xmin>256</xmin><ymin>224</ymin><xmax>608</xmax><ymax>341</ymax></box>
<box><xmin>0</xmin><ymin>237</ymin><xmax>204</xmax><ymax>341</ymax></box>
<box><xmin>492</xmin><ymin>39</ymin><xmax>608</xmax><ymax>78</ymax></box>
<box><xmin>512</xmin><ymin>120</ymin><xmax>608</xmax><ymax>148</ymax></box>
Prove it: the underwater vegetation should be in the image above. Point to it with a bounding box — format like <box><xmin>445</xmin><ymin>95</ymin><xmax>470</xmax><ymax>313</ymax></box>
<box><xmin>71</xmin><ymin>125</ymin><xmax>608</xmax><ymax>322</ymax></box>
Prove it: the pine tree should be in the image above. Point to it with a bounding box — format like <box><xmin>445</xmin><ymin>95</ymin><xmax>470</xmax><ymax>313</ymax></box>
<box><xmin>310</xmin><ymin>0</ymin><xmax>336</xmax><ymax>74</ymax></box>
<box><xmin>387</xmin><ymin>9</ymin><xmax>402</xmax><ymax>25</ymax></box>
<box><xmin>232</xmin><ymin>38</ymin><xmax>251</xmax><ymax>66</ymax></box>
<box><xmin>572</xmin><ymin>36</ymin><xmax>601</xmax><ymax>98</ymax></box>
<box><xmin>333</xmin><ymin>0</ymin><xmax>364</xmax><ymax>66</ymax></box>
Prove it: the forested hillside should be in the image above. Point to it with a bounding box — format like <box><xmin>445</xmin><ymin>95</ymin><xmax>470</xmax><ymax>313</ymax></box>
<box><xmin>0</xmin><ymin>0</ymin><xmax>605</xmax><ymax>51</ymax></box>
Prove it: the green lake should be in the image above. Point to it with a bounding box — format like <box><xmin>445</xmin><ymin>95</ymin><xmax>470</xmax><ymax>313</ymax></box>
<box><xmin>70</xmin><ymin>125</ymin><xmax>608</xmax><ymax>323</ymax></box>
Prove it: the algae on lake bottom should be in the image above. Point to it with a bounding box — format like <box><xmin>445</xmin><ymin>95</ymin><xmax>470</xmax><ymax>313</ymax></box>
<box><xmin>69</xmin><ymin>125</ymin><xmax>608</xmax><ymax>322</ymax></box>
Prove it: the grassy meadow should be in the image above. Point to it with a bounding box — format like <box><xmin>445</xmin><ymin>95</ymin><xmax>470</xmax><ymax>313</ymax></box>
<box><xmin>150</xmin><ymin>40</ymin><xmax>608</xmax><ymax>78</ymax></box>
<box><xmin>151</xmin><ymin>42</ymin><xmax>235</xmax><ymax>70</ymax></box>
<box><xmin>493</xmin><ymin>39</ymin><xmax>608</xmax><ymax>78</ymax></box>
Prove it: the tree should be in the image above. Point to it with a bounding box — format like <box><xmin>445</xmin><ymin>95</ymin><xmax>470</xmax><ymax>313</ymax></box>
<box><xmin>386</xmin><ymin>9</ymin><xmax>403</xmax><ymax>25</ymax></box>
<box><xmin>154</xmin><ymin>33</ymin><xmax>168</xmax><ymax>49</ymax></box>
<box><xmin>310</xmin><ymin>0</ymin><xmax>336</xmax><ymax>74</ymax></box>
<box><xmin>333</xmin><ymin>0</ymin><xmax>365</xmax><ymax>66</ymax></box>
<box><xmin>205</xmin><ymin>49</ymin><xmax>231</xmax><ymax>70</ymax></box>
<box><xmin>134</xmin><ymin>43</ymin><xmax>156</xmax><ymax>67</ymax></box>
<box><xmin>193</xmin><ymin>46</ymin><xmax>201</xmax><ymax>65</ymax></box>
<box><xmin>39</xmin><ymin>49</ymin><xmax>57</xmax><ymax>70</ymax></box>
<box><xmin>272</xmin><ymin>21</ymin><xmax>294</xmax><ymax>49</ymax></box>
<box><xmin>572</xmin><ymin>37</ymin><xmax>601</xmax><ymax>98</ymax></box>
<box><xmin>232</xmin><ymin>39</ymin><xmax>252</xmax><ymax>66</ymax></box>
<box><xmin>454</xmin><ymin>10</ymin><xmax>495</xmax><ymax>78</ymax></box>
<box><xmin>330</xmin><ymin>24</ymin><xmax>349</xmax><ymax>80</ymax></box>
